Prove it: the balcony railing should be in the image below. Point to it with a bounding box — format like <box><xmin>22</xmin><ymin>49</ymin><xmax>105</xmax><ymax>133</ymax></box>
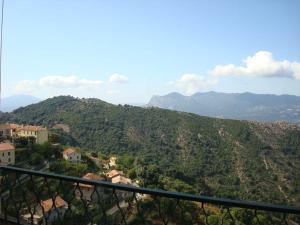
<box><xmin>0</xmin><ymin>166</ymin><xmax>299</xmax><ymax>225</ymax></box>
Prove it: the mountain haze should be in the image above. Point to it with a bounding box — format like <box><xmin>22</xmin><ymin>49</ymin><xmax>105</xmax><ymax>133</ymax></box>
<box><xmin>147</xmin><ymin>92</ymin><xmax>300</xmax><ymax>123</ymax></box>
<box><xmin>0</xmin><ymin>95</ymin><xmax>41</xmax><ymax>112</ymax></box>
<box><xmin>0</xmin><ymin>96</ymin><xmax>299</xmax><ymax>206</ymax></box>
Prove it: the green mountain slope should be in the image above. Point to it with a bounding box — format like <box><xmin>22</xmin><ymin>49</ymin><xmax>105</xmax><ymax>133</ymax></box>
<box><xmin>1</xmin><ymin>96</ymin><xmax>299</xmax><ymax>206</ymax></box>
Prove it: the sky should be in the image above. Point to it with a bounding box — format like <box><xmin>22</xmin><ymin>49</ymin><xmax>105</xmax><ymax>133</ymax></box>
<box><xmin>2</xmin><ymin>0</ymin><xmax>300</xmax><ymax>104</ymax></box>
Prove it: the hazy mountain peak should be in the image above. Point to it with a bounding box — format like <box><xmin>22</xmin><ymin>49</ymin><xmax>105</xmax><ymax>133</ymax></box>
<box><xmin>147</xmin><ymin>92</ymin><xmax>300</xmax><ymax>123</ymax></box>
<box><xmin>0</xmin><ymin>95</ymin><xmax>41</xmax><ymax>112</ymax></box>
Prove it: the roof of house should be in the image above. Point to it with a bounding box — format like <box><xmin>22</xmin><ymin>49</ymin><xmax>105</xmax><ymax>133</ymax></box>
<box><xmin>112</xmin><ymin>175</ymin><xmax>132</xmax><ymax>185</ymax></box>
<box><xmin>40</xmin><ymin>196</ymin><xmax>67</xmax><ymax>213</ymax></box>
<box><xmin>63</xmin><ymin>148</ymin><xmax>78</xmax><ymax>155</ymax></box>
<box><xmin>19</xmin><ymin>125</ymin><xmax>47</xmax><ymax>132</ymax></box>
<box><xmin>0</xmin><ymin>143</ymin><xmax>15</xmax><ymax>152</ymax></box>
<box><xmin>0</xmin><ymin>123</ymin><xmax>21</xmax><ymax>130</ymax></box>
<box><xmin>107</xmin><ymin>170</ymin><xmax>124</xmax><ymax>179</ymax></box>
<box><xmin>77</xmin><ymin>173</ymin><xmax>105</xmax><ymax>188</ymax></box>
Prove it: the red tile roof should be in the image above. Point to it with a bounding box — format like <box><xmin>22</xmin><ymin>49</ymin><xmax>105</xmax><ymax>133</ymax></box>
<box><xmin>40</xmin><ymin>196</ymin><xmax>67</xmax><ymax>213</ymax></box>
<box><xmin>19</xmin><ymin>125</ymin><xmax>47</xmax><ymax>132</ymax></box>
<box><xmin>0</xmin><ymin>143</ymin><xmax>15</xmax><ymax>152</ymax></box>
<box><xmin>63</xmin><ymin>148</ymin><xmax>76</xmax><ymax>155</ymax></box>
<box><xmin>77</xmin><ymin>173</ymin><xmax>105</xmax><ymax>188</ymax></box>
<box><xmin>107</xmin><ymin>170</ymin><xmax>124</xmax><ymax>179</ymax></box>
<box><xmin>112</xmin><ymin>175</ymin><xmax>132</xmax><ymax>185</ymax></box>
<box><xmin>0</xmin><ymin>123</ymin><xmax>20</xmax><ymax>130</ymax></box>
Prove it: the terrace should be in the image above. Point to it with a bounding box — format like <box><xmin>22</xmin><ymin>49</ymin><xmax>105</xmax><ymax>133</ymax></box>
<box><xmin>0</xmin><ymin>166</ymin><xmax>299</xmax><ymax>225</ymax></box>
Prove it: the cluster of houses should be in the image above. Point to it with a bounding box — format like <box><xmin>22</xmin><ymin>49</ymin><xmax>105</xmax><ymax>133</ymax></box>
<box><xmin>20</xmin><ymin>169</ymin><xmax>134</xmax><ymax>225</ymax></box>
<box><xmin>63</xmin><ymin>148</ymin><xmax>133</xmax><ymax>187</ymax></box>
<box><xmin>0</xmin><ymin>123</ymin><xmax>48</xmax><ymax>144</ymax></box>
<box><xmin>0</xmin><ymin>123</ymin><xmax>138</xmax><ymax>224</ymax></box>
<box><xmin>20</xmin><ymin>148</ymin><xmax>135</xmax><ymax>225</ymax></box>
<box><xmin>0</xmin><ymin>123</ymin><xmax>49</xmax><ymax>166</ymax></box>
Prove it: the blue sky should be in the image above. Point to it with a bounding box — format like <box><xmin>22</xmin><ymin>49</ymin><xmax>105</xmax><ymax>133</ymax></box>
<box><xmin>2</xmin><ymin>0</ymin><xmax>300</xmax><ymax>103</ymax></box>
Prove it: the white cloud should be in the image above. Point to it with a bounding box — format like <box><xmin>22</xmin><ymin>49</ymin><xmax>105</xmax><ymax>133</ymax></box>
<box><xmin>108</xmin><ymin>73</ymin><xmax>129</xmax><ymax>83</ymax></box>
<box><xmin>210</xmin><ymin>51</ymin><xmax>300</xmax><ymax>80</ymax></box>
<box><xmin>170</xmin><ymin>74</ymin><xmax>218</xmax><ymax>95</ymax></box>
<box><xmin>15</xmin><ymin>75</ymin><xmax>103</xmax><ymax>94</ymax></box>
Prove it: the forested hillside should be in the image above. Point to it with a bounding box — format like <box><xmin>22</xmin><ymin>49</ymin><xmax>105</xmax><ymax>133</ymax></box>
<box><xmin>1</xmin><ymin>96</ymin><xmax>299</xmax><ymax>206</ymax></box>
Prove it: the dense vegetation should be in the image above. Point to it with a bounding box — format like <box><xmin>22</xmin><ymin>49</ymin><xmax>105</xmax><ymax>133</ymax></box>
<box><xmin>1</xmin><ymin>96</ymin><xmax>299</xmax><ymax>207</ymax></box>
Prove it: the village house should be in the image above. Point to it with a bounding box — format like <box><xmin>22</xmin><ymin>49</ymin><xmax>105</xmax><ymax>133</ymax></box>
<box><xmin>75</xmin><ymin>173</ymin><xmax>106</xmax><ymax>202</ymax></box>
<box><xmin>21</xmin><ymin>196</ymin><xmax>68</xmax><ymax>225</ymax></box>
<box><xmin>0</xmin><ymin>142</ymin><xmax>15</xmax><ymax>165</ymax></box>
<box><xmin>111</xmin><ymin>175</ymin><xmax>132</xmax><ymax>185</ymax></box>
<box><xmin>0</xmin><ymin>123</ymin><xmax>20</xmax><ymax>139</ymax></box>
<box><xmin>18</xmin><ymin>125</ymin><xmax>48</xmax><ymax>144</ymax></box>
<box><xmin>108</xmin><ymin>169</ymin><xmax>133</xmax><ymax>199</ymax></box>
<box><xmin>63</xmin><ymin>148</ymin><xmax>81</xmax><ymax>163</ymax></box>
<box><xmin>107</xmin><ymin>169</ymin><xmax>124</xmax><ymax>179</ymax></box>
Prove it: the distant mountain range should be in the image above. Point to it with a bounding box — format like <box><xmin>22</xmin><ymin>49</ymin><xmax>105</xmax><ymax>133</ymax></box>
<box><xmin>147</xmin><ymin>92</ymin><xmax>300</xmax><ymax>123</ymax></box>
<box><xmin>0</xmin><ymin>95</ymin><xmax>41</xmax><ymax>112</ymax></box>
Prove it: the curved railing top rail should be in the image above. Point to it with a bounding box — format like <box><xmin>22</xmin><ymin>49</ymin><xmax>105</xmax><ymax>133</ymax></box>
<box><xmin>1</xmin><ymin>165</ymin><xmax>299</xmax><ymax>215</ymax></box>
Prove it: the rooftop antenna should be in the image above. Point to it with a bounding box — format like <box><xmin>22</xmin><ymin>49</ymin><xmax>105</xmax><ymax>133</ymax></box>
<box><xmin>0</xmin><ymin>0</ymin><xmax>4</xmax><ymax>110</ymax></box>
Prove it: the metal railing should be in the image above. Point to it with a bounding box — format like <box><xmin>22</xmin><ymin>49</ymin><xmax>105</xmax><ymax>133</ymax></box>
<box><xmin>0</xmin><ymin>166</ymin><xmax>299</xmax><ymax>225</ymax></box>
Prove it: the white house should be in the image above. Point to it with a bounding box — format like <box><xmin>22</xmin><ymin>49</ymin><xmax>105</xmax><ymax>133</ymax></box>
<box><xmin>0</xmin><ymin>142</ymin><xmax>15</xmax><ymax>165</ymax></box>
<box><xmin>63</xmin><ymin>148</ymin><xmax>81</xmax><ymax>163</ymax></box>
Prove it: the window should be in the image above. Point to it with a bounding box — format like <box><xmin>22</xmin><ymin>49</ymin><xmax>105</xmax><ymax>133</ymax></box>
<box><xmin>8</xmin><ymin>152</ymin><xmax>10</xmax><ymax>156</ymax></box>
<box><xmin>8</xmin><ymin>158</ymin><xmax>11</xmax><ymax>162</ymax></box>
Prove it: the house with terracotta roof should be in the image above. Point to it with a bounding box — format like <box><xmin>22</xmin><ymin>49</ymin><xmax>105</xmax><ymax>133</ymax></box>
<box><xmin>111</xmin><ymin>175</ymin><xmax>132</xmax><ymax>185</ymax></box>
<box><xmin>21</xmin><ymin>196</ymin><xmax>68</xmax><ymax>225</ymax></box>
<box><xmin>108</xmin><ymin>169</ymin><xmax>133</xmax><ymax>200</ymax></box>
<box><xmin>17</xmin><ymin>125</ymin><xmax>48</xmax><ymax>144</ymax></box>
<box><xmin>107</xmin><ymin>169</ymin><xmax>124</xmax><ymax>179</ymax></box>
<box><xmin>63</xmin><ymin>148</ymin><xmax>81</xmax><ymax>163</ymax></box>
<box><xmin>75</xmin><ymin>173</ymin><xmax>106</xmax><ymax>202</ymax></box>
<box><xmin>0</xmin><ymin>142</ymin><xmax>15</xmax><ymax>165</ymax></box>
<box><xmin>0</xmin><ymin>123</ymin><xmax>20</xmax><ymax>139</ymax></box>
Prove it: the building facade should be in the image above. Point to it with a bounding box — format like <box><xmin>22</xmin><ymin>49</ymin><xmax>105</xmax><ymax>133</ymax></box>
<box><xmin>63</xmin><ymin>148</ymin><xmax>81</xmax><ymax>163</ymax></box>
<box><xmin>21</xmin><ymin>196</ymin><xmax>68</xmax><ymax>225</ymax></box>
<box><xmin>0</xmin><ymin>142</ymin><xmax>15</xmax><ymax>166</ymax></box>
<box><xmin>0</xmin><ymin>123</ymin><xmax>48</xmax><ymax>144</ymax></box>
<box><xmin>18</xmin><ymin>125</ymin><xmax>48</xmax><ymax>144</ymax></box>
<box><xmin>0</xmin><ymin>124</ymin><xmax>19</xmax><ymax>139</ymax></box>
<box><xmin>75</xmin><ymin>173</ymin><xmax>106</xmax><ymax>202</ymax></box>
